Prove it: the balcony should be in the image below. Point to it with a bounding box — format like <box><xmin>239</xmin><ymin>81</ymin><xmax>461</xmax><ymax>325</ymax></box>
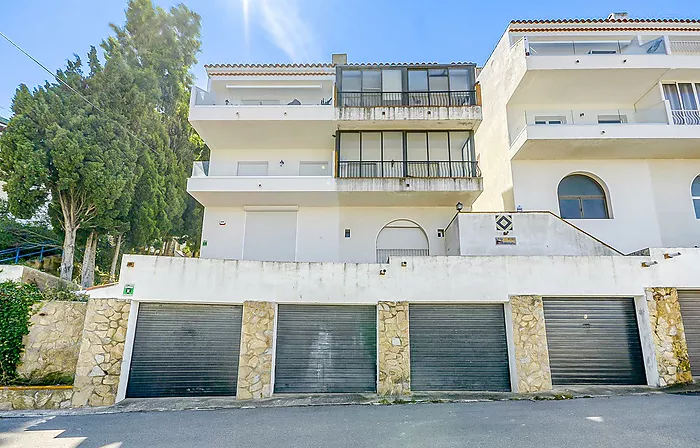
<box><xmin>337</xmin><ymin>160</ymin><xmax>480</xmax><ymax>178</ymax></box>
<box><xmin>509</xmin><ymin>103</ymin><xmax>700</xmax><ymax>160</ymax></box>
<box><xmin>506</xmin><ymin>36</ymin><xmax>700</xmax><ymax>105</ymax></box>
<box><xmin>336</xmin><ymin>91</ymin><xmax>481</xmax><ymax>130</ymax></box>
<box><xmin>188</xmin><ymin>154</ymin><xmax>483</xmax><ymax>208</ymax></box>
<box><xmin>189</xmin><ymin>86</ymin><xmax>335</xmax><ymax>150</ymax></box>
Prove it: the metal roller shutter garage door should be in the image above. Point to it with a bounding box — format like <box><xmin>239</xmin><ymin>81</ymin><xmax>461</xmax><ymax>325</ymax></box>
<box><xmin>543</xmin><ymin>298</ymin><xmax>646</xmax><ymax>385</ymax></box>
<box><xmin>126</xmin><ymin>303</ymin><xmax>242</xmax><ymax>398</ymax></box>
<box><xmin>678</xmin><ymin>291</ymin><xmax>700</xmax><ymax>376</ymax></box>
<box><xmin>274</xmin><ymin>305</ymin><xmax>377</xmax><ymax>393</ymax></box>
<box><xmin>409</xmin><ymin>304</ymin><xmax>511</xmax><ymax>392</ymax></box>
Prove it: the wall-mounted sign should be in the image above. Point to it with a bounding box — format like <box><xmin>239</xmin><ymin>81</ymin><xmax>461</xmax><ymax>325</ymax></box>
<box><xmin>496</xmin><ymin>236</ymin><xmax>517</xmax><ymax>246</ymax></box>
<box><xmin>123</xmin><ymin>284</ymin><xmax>135</xmax><ymax>296</ymax></box>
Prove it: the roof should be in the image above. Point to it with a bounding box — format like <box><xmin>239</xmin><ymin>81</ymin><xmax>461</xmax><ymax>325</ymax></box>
<box><xmin>204</xmin><ymin>63</ymin><xmax>334</xmax><ymax>69</ymax></box>
<box><xmin>0</xmin><ymin>116</ymin><xmax>8</xmax><ymax>126</ymax></box>
<box><xmin>510</xmin><ymin>18</ymin><xmax>700</xmax><ymax>24</ymax></box>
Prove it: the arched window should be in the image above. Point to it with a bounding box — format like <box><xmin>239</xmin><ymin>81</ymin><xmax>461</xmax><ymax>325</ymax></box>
<box><xmin>692</xmin><ymin>176</ymin><xmax>700</xmax><ymax>219</ymax></box>
<box><xmin>558</xmin><ymin>174</ymin><xmax>610</xmax><ymax>219</ymax></box>
<box><xmin>376</xmin><ymin>220</ymin><xmax>429</xmax><ymax>263</ymax></box>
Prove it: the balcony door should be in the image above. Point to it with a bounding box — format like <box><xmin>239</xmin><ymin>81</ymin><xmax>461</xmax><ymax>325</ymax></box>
<box><xmin>663</xmin><ymin>83</ymin><xmax>700</xmax><ymax>125</ymax></box>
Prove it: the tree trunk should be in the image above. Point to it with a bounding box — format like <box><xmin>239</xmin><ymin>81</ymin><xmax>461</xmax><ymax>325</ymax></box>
<box><xmin>59</xmin><ymin>224</ymin><xmax>78</xmax><ymax>282</ymax></box>
<box><xmin>109</xmin><ymin>233</ymin><xmax>123</xmax><ymax>283</ymax></box>
<box><xmin>80</xmin><ymin>230</ymin><xmax>98</xmax><ymax>288</ymax></box>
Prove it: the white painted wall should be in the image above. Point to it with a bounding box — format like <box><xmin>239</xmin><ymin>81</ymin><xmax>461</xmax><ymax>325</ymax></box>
<box><xmin>207</xmin><ymin>77</ymin><xmax>334</xmax><ymax>106</ymax></box>
<box><xmin>511</xmin><ymin>159</ymin><xmax>700</xmax><ymax>253</ymax></box>
<box><xmin>200</xmin><ymin>206</ymin><xmax>455</xmax><ymax>263</ymax></box>
<box><xmin>0</xmin><ymin>265</ymin><xmax>24</xmax><ymax>281</ymax></box>
<box><xmin>111</xmin><ymin>248</ymin><xmax>700</xmax><ymax>305</ymax></box>
<box><xmin>209</xmin><ymin>149</ymin><xmax>333</xmax><ymax>176</ymax></box>
<box><xmin>449</xmin><ymin>212</ymin><xmax>618</xmax><ymax>256</ymax></box>
<box><xmin>648</xmin><ymin>160</ymin><xmax>700</xmax><ymax>247</ymax></box>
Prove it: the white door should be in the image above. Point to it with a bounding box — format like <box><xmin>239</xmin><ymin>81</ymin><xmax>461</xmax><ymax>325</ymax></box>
<box><xmin>243</xmin><ymin>211</ymin><xmax>297</xmax><ymax>261</ymax></box>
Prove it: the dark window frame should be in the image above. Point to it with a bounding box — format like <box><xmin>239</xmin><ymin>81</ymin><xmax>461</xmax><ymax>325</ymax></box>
<box><xmin>558</xmin><ymin>174</ymin><xmax>610</xmax><ymax>220</ymax></box>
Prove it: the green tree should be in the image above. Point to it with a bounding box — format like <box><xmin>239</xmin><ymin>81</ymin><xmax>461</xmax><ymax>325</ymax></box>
<box><xmin>103</xmin><ymin>0</ymin><xmax>205</xmax><ymax>255</ymax></box>
<box><xmin>0</xmin><ymin>56</ymin><xmax>139</xmax><ymax>282</ymax></box>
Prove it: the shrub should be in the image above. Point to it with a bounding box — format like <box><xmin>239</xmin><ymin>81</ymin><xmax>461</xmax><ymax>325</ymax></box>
<box><xmin>0</xmin><ymin>280</ymin><xmax>43</xmax><ymax>383</ymax></box>
<box><xmin>41</xmin><ymin>286</ymin><xmax>89</xmax><ymax>302</ymax></box>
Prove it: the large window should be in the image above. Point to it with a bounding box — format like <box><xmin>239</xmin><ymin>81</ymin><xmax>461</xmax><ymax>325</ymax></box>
<box><xmin>338</xmin><ymin>66</ymin><xmax>476</xmax><ymax>107</ymax></box>
<box><xmin>663</xmin><ymin>83</ymin><xmax>700</xmax><ymax>125</ymax></box>
<box><xmin>692</xmin><ymin>176</ymin><xmax>700</xmax><ymax>219</ymax></box>
<box><xmin>337</xmin><ymin>131</ymin><xmax>476</xmax><ymax>178</ymax></box>
<box><xmin>558</xmin><ymin>174</ymin><xmax>610</xmax><ymax>219</ymax></box>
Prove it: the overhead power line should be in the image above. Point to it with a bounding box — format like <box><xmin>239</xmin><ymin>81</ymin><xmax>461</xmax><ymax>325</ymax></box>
<box><xmin>0</xmin><ymin>30</ymin><xmax>166</xmax><ymax>158</ymax></box>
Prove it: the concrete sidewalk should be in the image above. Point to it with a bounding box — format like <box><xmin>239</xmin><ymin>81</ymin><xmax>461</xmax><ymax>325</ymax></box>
<box><xmin>4</xmin><ymin>383</ymin><xmax>698</xmax><ymax>418</ymax></box>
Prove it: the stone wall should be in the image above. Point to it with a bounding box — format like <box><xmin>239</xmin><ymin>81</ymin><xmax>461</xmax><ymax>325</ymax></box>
<box><xmin>237</xmin><ymin>301</ymin><xmax>275</xmax><ymax>400</ymax></box>
<box><xmin>510</xmin><ymin>295</ymin><xmax>553</xmax><ymax>393</ymax></box>
<box><xmin>0</xmin><ymin>387</ymin><xmax>73</xmax><ymax>410</ymax></box>
<box><xmin>645</xmin><ymin>288</ymin><xmax>693</xmax><ymax>386</ymax></box>
<box><xmin>378</xmin><ymin>301</ymin><xmax>410</xmax><ymax>396</ymax></box>
<box><xmin>17</xmin><ymin>301</ymin><xmax>87</xmax><ymax>379</ymax></box>
<box><xmin>72</xmin><ymin>299</ymin><xmax>131</xmax><ymax>407</ymax></box>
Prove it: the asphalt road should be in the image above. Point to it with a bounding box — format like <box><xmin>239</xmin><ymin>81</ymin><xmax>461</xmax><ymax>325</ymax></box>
<box><xmin>1</xmin><ymin>394</ymin><xmax>699</xmax><ymax>448</ymax></box>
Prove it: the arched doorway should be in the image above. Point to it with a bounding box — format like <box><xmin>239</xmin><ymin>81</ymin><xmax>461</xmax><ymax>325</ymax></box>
<box><xmin>375</xmin><ymin>220</ymin><xmax>429</xmax><ymax>263</ymax></box>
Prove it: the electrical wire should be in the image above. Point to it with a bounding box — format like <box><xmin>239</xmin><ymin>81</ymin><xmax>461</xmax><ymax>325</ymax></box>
<box><xmin>0</xmin><ymin>30</ymin><xmax>166</xmax><ymax>158</ymax></box>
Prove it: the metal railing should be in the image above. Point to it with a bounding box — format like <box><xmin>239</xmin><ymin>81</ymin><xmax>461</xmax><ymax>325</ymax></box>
<box><xmin>376</xmin><ymin>248</ymin><xmax>429</xmax><ymax>264</ymax></box>
<box><xmin>338</xmin><ymin>91</ymin><xmax>476</xmax><ymax>107</ymax></box>
<box><xmin>338</xmin><ymin>160</ymin><xmax>480</xmax><ymax>178</ymax></box>
<box><xmin>0</xmin><ymin>244</ymin><xmax>62</xmax><ymax>264</ymax></box>
<box><xmin>670</xmin><ymin>41</ymin><xmax>700</xmax><ymax>55</ymax></box>
<box><xmin>671</xmin><ymin>110</ymin><xmax>700</xmax><ymax>125</ymax></box>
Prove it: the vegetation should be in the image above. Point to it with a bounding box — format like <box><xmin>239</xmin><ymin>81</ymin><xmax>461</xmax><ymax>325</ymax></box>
<box><xmin>0</xmin><ymin>0</ymin><xmax>207</xmax><ymax>286</ymax></box>
<box><xmin>0</xmin><ymin>280</ymin><xmax>43</xmax><ymax>383</ymax></box>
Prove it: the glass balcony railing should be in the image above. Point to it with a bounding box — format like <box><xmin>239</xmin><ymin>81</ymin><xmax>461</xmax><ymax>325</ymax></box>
<box><xmin>526</xmin><ymin>39</ymin><xmax>667</xmax><ymax>56</ymax></box>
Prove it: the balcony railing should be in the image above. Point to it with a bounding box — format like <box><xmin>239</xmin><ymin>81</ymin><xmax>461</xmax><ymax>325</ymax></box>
<box><xmin>338</xmin><ymin>160</ymin><xmax>479</xmax><ymax>178</ymax></box>
<box><xmin>671</xmin><ymin>110</ymin><xmax>700</xmax><ymax>125</ymax></box>
<box><xmin>526</xmin><ymin>39</ymin><xmax>667</xmax><ymax>56</ymax></box>
<box><xmin>670</xmin><ymin>41</ymin><xmax>700</xmax><ymax>55</ymax></box>
<box><xmin>338</xmin><ymin>91</ymin><xmax>476</xmax><ymax>108</ymax></box>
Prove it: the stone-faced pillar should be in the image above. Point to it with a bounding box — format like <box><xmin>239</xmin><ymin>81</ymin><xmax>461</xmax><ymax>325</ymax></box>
<box><xmin>237</xmin><ymin>301</ymin><xmax>276</xmax><ymax>400</ymax></box>
<box><xmin>378</xmin><ymin>301</ymin><xmax>410</xmax><ymax>396</ymax></box>
<box><xmin>72</xmin><ymin>298</ymin><xmax>131</xmax><ymax>407</ymax></box>
<box><xmin>645</xmin><ymin>288</ymin><xmax>693</xmax><ymax>386</ymax></box>
<box><xmin>510</xmin><ymin>295</ymin><xmax>553</xmax><ymax>393</ymax></box>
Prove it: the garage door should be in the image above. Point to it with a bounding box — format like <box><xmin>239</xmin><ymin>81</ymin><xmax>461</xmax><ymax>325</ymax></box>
<box><xmin>126</xmin><ymin>303</ymin><xmax>242</xmax><ymax>398</ymax></box>
<box><xmin>274</xmin><ymin>305</ymin><xmax>376</xmax><ymax>393</ymax></box>
<box><xmin>409</xmin><ymin>304</ymin><xmax>511</xmax><ymax>391</ymax></box>
<box><xmin>678</xmin><ymin>291</ymin><xmax>700</xmax><ymax>376</ymax></box>
<box><xmin>543</xmin><ymin>298</ymin><xmax>646</xmax><ymax>385</ymax></box>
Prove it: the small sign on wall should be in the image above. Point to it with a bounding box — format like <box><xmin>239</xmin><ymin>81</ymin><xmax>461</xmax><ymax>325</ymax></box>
<box><xmin>123</xmin><ymin>284</ymin><xmax>135</xmax><ymax>296</ymax></box>
<box><xmin>496</xmin><ymin>236</ymin><xmax>517</xmax><ymax>246</ymax></box>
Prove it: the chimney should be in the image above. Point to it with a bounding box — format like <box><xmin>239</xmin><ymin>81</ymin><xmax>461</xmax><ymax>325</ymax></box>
<box><xmin>332</xmin><ymin>53</ymin><xmax>348</xmax><ymax>65</ymax></box>
<box><xmin>607</xmin><ymin>12</ymin><xmax>629</xmax><ymax>20</ymax></box>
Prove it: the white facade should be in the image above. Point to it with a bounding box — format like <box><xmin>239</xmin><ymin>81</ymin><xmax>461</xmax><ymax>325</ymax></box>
<box><xmin>189</xmin><ymin>57</ymin><xmax>483</xmax><ymax>263</ymax></box>
<box><xmin>474</xmin><ymin>16</ymin><xmax>700</xmax><ymax>253</ymax></box>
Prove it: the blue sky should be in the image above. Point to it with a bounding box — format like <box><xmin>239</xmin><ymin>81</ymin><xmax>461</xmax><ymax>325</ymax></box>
<box><xmin>1</xmin><ymin>0</ymin><xmax>699</xmax><ymax>116</ymax></box>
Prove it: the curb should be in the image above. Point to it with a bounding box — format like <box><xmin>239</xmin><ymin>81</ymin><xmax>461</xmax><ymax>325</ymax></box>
<box><xmin>0</xmin><ymin>386</ymin><xmax>683</xmax><ymax>418</ymax></box>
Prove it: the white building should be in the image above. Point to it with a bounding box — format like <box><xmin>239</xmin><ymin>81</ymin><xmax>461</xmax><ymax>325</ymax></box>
<box><xmin>86</xmin><ymin>16</ymin><xmax>700</xmax><ymax>404</ymax></box>
<box><xmin>474</xmin><ymin>13</ymin><xmax>700</xmax><ymax>254</ymax></box>
<box><xmin>188</xmin><ymin>56</ymin><xmax>482</xmax><ymax>263</ymax></box>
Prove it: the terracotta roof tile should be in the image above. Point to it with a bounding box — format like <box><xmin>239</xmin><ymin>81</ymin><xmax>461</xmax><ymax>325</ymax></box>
<box><xmin>208</xmin><ymin>71</ymin><xmax>331</xmax><ymax>77</ymax></box>
<box><xmin>510</xmin><ymin>18</ymin><xmax>700</xmax><ymax>24</ymax></box>
<box><xmin>510</xmin><ymin>27</ymin><xmax>700</xmax><ymax>33</ymax></box>
<box><xmin>205</xmin><ymin>63</ymin><xmax>334</xmax><ymax>69</ymax></box>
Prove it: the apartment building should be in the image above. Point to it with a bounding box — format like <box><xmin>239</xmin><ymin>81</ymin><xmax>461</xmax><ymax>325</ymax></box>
<box><xmin>87</xmin><ymin>15</ymin><xmax>700</xmax><ymax>405</ymax></box>
<box><xmin>474</xmin><ymin>13</ymin><xmax>700</xmax><ymax>253</ymax></box>
<box><xmin>187</xmin><ymin>56</ymin><xmax>482</xmax><ymax>263</ymax></box>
